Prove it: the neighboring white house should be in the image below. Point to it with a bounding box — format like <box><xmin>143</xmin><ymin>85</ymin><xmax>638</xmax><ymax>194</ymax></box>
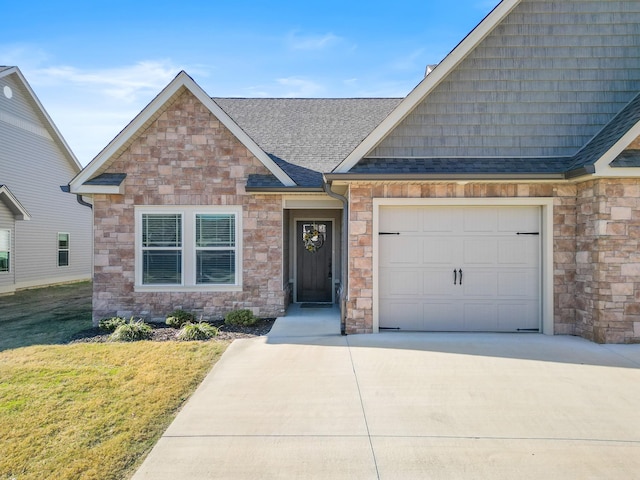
<box><xmin>0</xmin><ymin>66</ymin><xmax>92</xmax><ymax>295</ymax></box>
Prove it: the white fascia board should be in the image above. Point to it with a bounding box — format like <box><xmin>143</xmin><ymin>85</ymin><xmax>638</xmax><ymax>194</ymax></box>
<box><xmin>1</xmin><ymin>67</ymin><xmax>82</xmax><ymax>172</ymax></box>
<box><xmin>334</xmin><ymin>0</ymin><xmax>522</xmax><ymax>173</ymax></box>
<box><xmin>70</xmin><ymin>71</ymin><xmax>295</xmax><ymax>193</ymax></box>
<box><xmin>0</xmin><ymin>185</ymin><xmax>32</xmax><ymax>220</ymax></box>
<box><xmin>594</xmin><ymin>120</ymin><xmax>640</xmax><ymax>177</ymax></box>
<box><xmin>70</xmin><ymin>184</ymin><xmax>124</xmax><ymax>195</ymax></box>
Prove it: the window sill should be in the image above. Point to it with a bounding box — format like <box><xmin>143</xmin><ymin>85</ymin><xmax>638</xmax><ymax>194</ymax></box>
<box><xmin>134</xmin><ymin>285</ymin><xmax>242</xmax><ymax>293</ymax></box>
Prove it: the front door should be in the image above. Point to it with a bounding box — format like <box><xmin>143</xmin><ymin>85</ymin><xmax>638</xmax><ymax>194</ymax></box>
<box><xmin>296</xmin><ymin>221</ymin><xmax>332</xmax><ymax>302</ymax></box>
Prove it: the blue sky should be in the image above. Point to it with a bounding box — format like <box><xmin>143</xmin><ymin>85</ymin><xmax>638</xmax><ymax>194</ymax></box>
<box><xmin>1</xmin><ymin>0</ymin><xmax>498</xmax><ymax>165</ymax></box>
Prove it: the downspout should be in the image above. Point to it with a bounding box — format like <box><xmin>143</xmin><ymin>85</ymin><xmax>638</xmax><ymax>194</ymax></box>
<box><xmin>60</xmin><ymin>185</ymin><xmax>93</xmax><ymax>209</ymax></box>
<box><xmin>322</xmin><ymin>177</ymin><xmax>348</xmax><ymax>335</ymax></box>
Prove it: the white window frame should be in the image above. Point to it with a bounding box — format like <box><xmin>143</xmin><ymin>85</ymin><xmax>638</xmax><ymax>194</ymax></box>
<box><xmin>135</xmin><ymin>206</ymin><xmax>242</xmax><ymax>292</ymax></box>
<box><xmin>0</xmin><ymin>229</ymin><xmax>10</xmax><ymax>274</ymax></box>
<box><xmin>57</xmin><ymin>232</ymin><xmax>70</xmax><ymax>267</ymax></box>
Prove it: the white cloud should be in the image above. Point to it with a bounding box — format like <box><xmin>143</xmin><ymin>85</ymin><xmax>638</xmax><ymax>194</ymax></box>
<box><xmin>32</xmin><ymin>60</ymin><xmax>182</xmax><ymax>103</ymax></box>
<box><xmin>286</xmin><ymin>31</ymin><xmax>342</xmax><ymax>51</ymax></box>
<box><xmin>276</xmin><ymin>77</ymin><xmax>325</xmax><ymax>97</ymax></box>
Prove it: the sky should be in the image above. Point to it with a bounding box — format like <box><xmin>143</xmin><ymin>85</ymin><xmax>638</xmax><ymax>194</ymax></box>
<box><xmin>1</xmin><ymin>0</ymin><xmax>499</xmax><ymax>165</ymax></box>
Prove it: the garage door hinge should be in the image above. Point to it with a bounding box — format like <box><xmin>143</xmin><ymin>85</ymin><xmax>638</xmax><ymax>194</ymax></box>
<box><xmin>516</xmin><ymin>232</ymin><xmax>539</xmax><ymax>235</ymax></box>
<box><xmin>379</xmin><ymin>232</ymin><xmax>400</xmax><ymax>235</ymax></box>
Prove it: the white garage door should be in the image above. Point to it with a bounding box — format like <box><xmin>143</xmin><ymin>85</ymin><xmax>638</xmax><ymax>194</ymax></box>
<box><xmin>379</xmin><ymin>205</ymin><xmax>541</xmax><ymax>332</ymax></box>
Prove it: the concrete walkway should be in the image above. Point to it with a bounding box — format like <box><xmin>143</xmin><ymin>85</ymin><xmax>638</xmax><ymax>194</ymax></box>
<box><xmin>133</xmin><ymin>306</ymin><xmax>640</xmax><ymax>479</ymax></box>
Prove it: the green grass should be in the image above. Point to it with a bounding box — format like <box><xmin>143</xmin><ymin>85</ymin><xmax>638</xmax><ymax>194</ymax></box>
<box><xmin>0</xmin><ymin>282</ymin><xmax>93</xmax><ymax>351</ymax></box>
<box><xmin>0</xmin><ymin>341</ymin><xmax>227</xmax><ymax>480</ymax></box>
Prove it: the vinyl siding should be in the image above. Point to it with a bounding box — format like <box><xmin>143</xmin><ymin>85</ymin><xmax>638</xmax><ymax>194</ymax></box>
<box><xmin>0</xmin><ymin>72</ymin><xmax>92</xmax><ymax>290</ymax></box>
<box><xmin>371</xmin><ymin>0</ymin><xmax>640</xmax><ymax>158</ymax></box>
<box><xmin>0</xmin><ymin>202</ymin><xmax>15</xmax><ymax>291</ymax></box>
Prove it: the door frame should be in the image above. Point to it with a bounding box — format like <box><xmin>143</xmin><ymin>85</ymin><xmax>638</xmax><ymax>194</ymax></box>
<box><xmin>372</xmin><ymin>197</ymin><xmax>554</xmax><ymax>334</ymax></box>
<box><xmin>293</xmin><ymin>217</ymin><xmax>335</xmax><ymax>303</ymax></box>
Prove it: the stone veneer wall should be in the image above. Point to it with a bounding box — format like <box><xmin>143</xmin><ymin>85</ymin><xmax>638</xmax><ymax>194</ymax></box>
<box><xmin>92</xmin><ymin>90</ymin><xmax>286</xmax><ymax>323</ymax></box>
<box><xmin>576</xmin><ymin>179</ymin><xmax>640</xmax><ymax>343</ymax></box>
<box><xmin>345</xmin><ymin>182</ymin><xmax>579</xmax><ymax>335</ymax></box>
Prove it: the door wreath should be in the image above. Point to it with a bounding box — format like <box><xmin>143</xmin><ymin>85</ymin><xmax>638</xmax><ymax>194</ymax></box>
<box><xmin>303</xmin><ymin>225</ymin><xmax>325</xmax><ymax>253</ymax></box>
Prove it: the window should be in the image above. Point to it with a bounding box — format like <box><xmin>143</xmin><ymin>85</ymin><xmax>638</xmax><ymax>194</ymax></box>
<box><xmin>142</xmin><ymin>214</ymin><xmax>182</xmax><ymax>284</ymax></box>
<box><xmin>58</xmin><ymin>233</ymin><xmax>70</xmax><ymax>267</ymax></box>
<box><xmin>0</xmin><ymin>230</ymin><xmax>9</xmax><ymax>273</ymax></box>
<box><xmin>196</xmin><ymin>214</ymin><xmax>236</xmax><ymax>284</ymax></box>
<box><xmin>136</xmin><ymin>207</ymin><xmax>242</xmax><ymax>291</ymax></box>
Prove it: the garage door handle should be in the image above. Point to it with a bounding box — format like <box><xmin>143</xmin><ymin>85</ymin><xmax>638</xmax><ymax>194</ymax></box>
<box><xmin>517</xmin><ymin>232</ymin><xmax>539</xmax><ymax>235</ymax></box>
<box><xmin>453</xmin><ymin>269</ymin><xmax>457</xmax><ymax>285</ymax></box>
<box><xmin>459</xmin><ymin>269</ymin><xmax>462</xmax><ymax>286</ymax></box>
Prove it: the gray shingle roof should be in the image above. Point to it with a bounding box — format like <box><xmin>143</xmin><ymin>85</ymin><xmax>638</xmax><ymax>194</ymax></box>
<box><xmin>611</xmin><ymin>149</ymin><xmax>640</xmax><ymax>168</ymax></box>
<box><xmin>214</xmin><ymin>98</ymin><xmax>401</xmax><ymax>185</ymax></box>
<box><xmin>83</xmin><ymin>173</ymin><xmax>127</xmax><ymax>186</ymax></box>
<box><xmin>567</xmin><ymin>92</ymin><xmax>640</xmax><ymax>172</ymax></box>
<box><xmin>350</xmin><ymin>157</ymin><xmax>571</xmax><ymax>175</ymax></box>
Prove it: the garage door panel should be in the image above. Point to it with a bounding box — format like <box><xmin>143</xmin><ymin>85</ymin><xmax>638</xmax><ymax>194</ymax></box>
<box><xmin>423</xmin><ymin>238</ymin><xmax>456</xmax><ymax>264</ymax></box>
<box><xmin>463</xmin><ymin>271</ymin><xmax>497</xmax><ymax>297</ymax></box>
<box><xmin>423</xmin><ymin>303</ymin><xmax>464</xmax><ymax>331</ymax></box>
<box><xmin>463</xmin><ymin>303</ymin><xmax>498</xmax><ymax>331</ymax></box>
<box><xmin>421</xmin><ymin>208</ymin><xmax>458</xmax><ymax>233</ymax></box>
<box><xmin>463</xmin><ymin>208</ymin><xmax>497</xmax><ymax>232</ymax></box>
<box><xmin>380</xmin><ymin>301</ymin><xmax>422</xmax><ymax>330</ymax></box>
<box><xmin>463</xmin><ymin>238</ymin><xmax>497</xmax><ymax>264</ymax></box>
<box><xmin>498</xmin><ymin>270</ymin><xmax>539</xmax><ymax>297</ymax></box>
<box><xmin>380</xmin><ymin>236</ymin><xmax>420</xmax><ymax>264</ymax></box>
<box><xmin>380</xmin><ymin>269</ymin><xmax>421</xmax><ymax>296</ymax></box>
<box><xmin>423</xmin><ymin>269</ymin><xmax>455</xmax><ymax>295</ymax></box>
<box><xmin>498</xmin><ymin>238</ymin><xmax>539</xmax><ymax>265</ymax></box>
<box><xmin>498</xmin><ymin>303</ymin><xmax>540</xmax><ymax>331</ymax></box>
<box><xmin>380</xmin><ymin>207</ymin><xmax>419</xmax><ymax>232</ymax></box>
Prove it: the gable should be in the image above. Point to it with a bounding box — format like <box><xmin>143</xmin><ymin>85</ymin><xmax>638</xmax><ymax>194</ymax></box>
<box><xmin>98</xmin><ymin>89</ymin><xmax>277</xmax><ymax>193</ymax></box>
<box><xmin>371</xmin><ymin>0</ymin><xmax>640</xmax><ymax>160</ymax></box>
<box><xmin>0</xmin><ymin>67</ymin><xmax>81</xmax><ymax>173</ymax></box>
<box><xmin>70</xmin><ymin>72</ymin><xmax>294</xmax><ymax>194</ymax></box>
<box><xmin>333</xmin><ymin>0</ymin><xmax>640</xmax><ymax>177</ymax></box>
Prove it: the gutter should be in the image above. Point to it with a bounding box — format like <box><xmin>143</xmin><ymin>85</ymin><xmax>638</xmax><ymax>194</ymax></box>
<box><xmin>322</xmin><ymin>177</ymin><xmax>348</xmax><ymax>336</ymax></box>
<box><xmin>60</xmin><ymin>185</ymin><xmax>93</xmax><ymax>209</ymax></box>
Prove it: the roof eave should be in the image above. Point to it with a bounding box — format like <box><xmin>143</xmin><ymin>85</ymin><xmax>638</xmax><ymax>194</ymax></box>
<box><xmin>245</xmin><ymin>186</ymin><xmax>324</xmax><ymax>194</ymax></box>
<box><xmin>0</xmin><ymin>185</ymin><xmax>32</xmax><ymax>220</ymax></box>
<box><xmin>325</xmin><ymin>172</ymin><xmax>566</xmax><ymax>182</ymax></box>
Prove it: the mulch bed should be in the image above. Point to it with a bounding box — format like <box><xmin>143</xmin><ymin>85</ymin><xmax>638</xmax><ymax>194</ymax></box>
<box><xmin>69</xmin><ymin>318</ymin><xmax>276</xmax><ymax>344</ymax></box>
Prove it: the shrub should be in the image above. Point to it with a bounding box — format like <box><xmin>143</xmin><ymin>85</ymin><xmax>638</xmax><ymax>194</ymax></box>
<box><xmin>177</xmin><ymin>322</ymin><xmax>219</xmax><ymax>341</ymax></box>
<box><xmin>98</xmin><ymin>316</ymin><xmax>127</xmax><ymax>332</ymax></box>
<box><xmin>224</xmin><ymin>309</ymin><xmax>257</xmax><ymax>327</ymax></box>
<box><xmin>166</xmin><ymin>309</ymin><xmax>196</xmax><ymax>328</ymax></box>
<box><xmin>109</xmin><ymin>319</ymin><xmax>153</xmax><ymax>342</ymax></box>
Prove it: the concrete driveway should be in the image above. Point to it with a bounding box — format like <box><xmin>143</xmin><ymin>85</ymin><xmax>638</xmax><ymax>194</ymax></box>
<box><xmin>133</xmin><ymin>307</ymin><xmax>640</xmax><ymax>479</ymax></box>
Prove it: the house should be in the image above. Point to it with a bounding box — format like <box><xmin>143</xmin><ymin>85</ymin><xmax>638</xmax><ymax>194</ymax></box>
<box><xmin>0</xmin><ymin>67</ymin><xmax>92</xmax><ymax>295</ymax></box>
<box><xmin>70</xmin><ymin>0</ymin><xmax>640</xmax><ymax>343</ymax></box>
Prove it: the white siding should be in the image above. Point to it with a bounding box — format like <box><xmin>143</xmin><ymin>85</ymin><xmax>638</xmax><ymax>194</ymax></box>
<box><xmin>0</xmin><ymin>72</ymin><xmax>92</xmax><ymax>290</ymax></box>
<box><xmin>0</xmin><ymin>202</ymin><xmax>15</xmax><ymax>291</ymax></box>
<box><xmin>371</xmin><ymin>0</ymin><xmax>640</xmax><ymax>158</ymax></box>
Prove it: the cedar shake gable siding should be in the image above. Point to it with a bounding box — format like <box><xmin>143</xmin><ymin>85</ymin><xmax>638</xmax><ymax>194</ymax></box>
<box><xmin>92</xmin><ymin>90</ymin><xmax>286</xmax><ymax>322</ymax></box>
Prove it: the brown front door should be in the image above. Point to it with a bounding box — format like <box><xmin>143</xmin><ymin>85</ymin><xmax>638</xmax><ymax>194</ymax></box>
<box><xmin>296</xmin><ymin>221</ymin><xmax>332</xmax><ymax>302</ymax></box>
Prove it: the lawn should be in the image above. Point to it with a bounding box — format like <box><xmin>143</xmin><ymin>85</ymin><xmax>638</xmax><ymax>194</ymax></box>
<box><xmin>0</xmin><ymin>341</ymin><xmax>227</xmax><ymax>480</ymax></box>
<box><xmin>0</xmin><ymin>282</ymin><xmax>93</xmax><ymax>351</ymax></box>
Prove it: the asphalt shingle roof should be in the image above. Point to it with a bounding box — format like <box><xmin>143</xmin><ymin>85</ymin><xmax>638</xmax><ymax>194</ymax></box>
<box><xmin>214</xmin><ymin>98</ymin><xmax>401</xmax><ymax>185</ymax></box>
<box><xmin>350</xmin><ymin>157</ymin><xmax>571</xmax><ymax>175</ymax></box>
<box><xmin>611</xmin><ymin>149</ymin><xmax>640</xmax><ymax>168</ymax></box>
